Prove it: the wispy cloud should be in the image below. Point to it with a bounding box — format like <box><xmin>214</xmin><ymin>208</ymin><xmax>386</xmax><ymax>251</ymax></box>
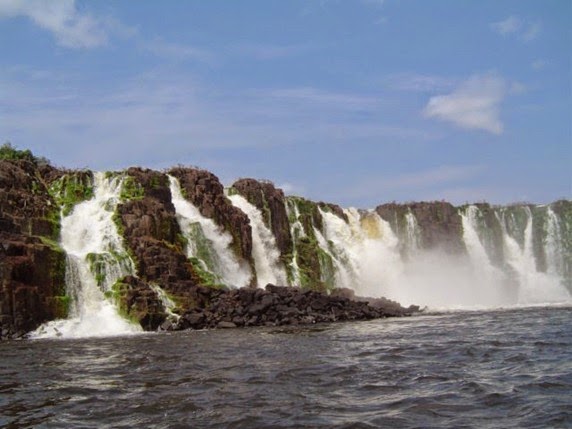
<box><xmin>362</xmin><ymin>0</ymin><xmax>385</xmax><ymax>7</ymax></box>
<box><xmin>382</xmin><ymin>165</ymin><xmax>485</xmax><ymax>189</ymax></box>
<box><xmin>522</xmin><ymin>22</ymin><xmax>541</xmax><ymax>42</ymax></box>
<box><xmin>0</xmin><ymin>0</ymin><xmax>132</xmax><ymax>48</ymax></box>
<box><xmin>491</xmin><ymin>15</ymin><xmax>522</xmax><ymax>36</ymax></box>
<box><xmin>382</xmin><ymin>72</ymin><xmax>456</xmax><ymax>92</ymax></box>
<box><xmin>267</xmin><ymin>87</ymin><xmax>380</xmax><ymax>110</ymax></box>
<box><xmin>490</xmin><ymin>15</ymin><xmax>541</xmax><ymax>42</ymax></box>
<box><xmin>423</xmin><ymin>73</ymin><xmax>507</xmax><ymax>135</ymax></box>
<box><xmin>531</xmin><ymin>59</ymin><xmax>548</xmax><ymax>71</ymax></box>
<box><xmin>0</xmin><ymin>68</ymin><xmax>428</xmax><ymax>170</ymax></box>
<box><xmin>144</xmin><ymin>39</ymin><xmax>215</xmax><ymax>63</ymax></box>
<box><xmin>233</xmin><ymin>43</ymin><xmax>312</xmax><ymax>60</ymax></box>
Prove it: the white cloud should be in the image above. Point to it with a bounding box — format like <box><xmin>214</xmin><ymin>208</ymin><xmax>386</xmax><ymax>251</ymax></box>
<box><xmin>0</xmin><ymin>0</ymin><xmax>131</xmax><ymax>48</ymax></box>
<box><xmin>423</xmin><ymin>73</ymin><xmax>507</xmax><ymax>135</ymax></box>
<box><xmin>490</xmin><ymin>15</ymin><xmax>541</xmax><ymax>41</ymax></box>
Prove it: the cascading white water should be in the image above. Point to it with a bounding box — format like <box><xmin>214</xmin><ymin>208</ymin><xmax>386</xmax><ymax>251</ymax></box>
<box><xmin>285</xmin><ymin>199</ymin><xmax>305</xmax><ymax>286</ymax></box>
<box><xmin>319</xmin><ymin>208</ymin><xmax>404</xmax><ymax>298</ymax></box>
<box><xmin>169</xmin><ymin>176</ymin><xmax>251</xmax><ymax>287</ymax></box>
<box><xmin>545</xmin><ymin>207</ymin><xmax>564</xmax><ymax>276</ymax></box>
<box><xmin>500</xmin><ymin>207</ymin><xmax>570</xmax><ymax>304</ymax></box>
<box><xmin>404</xmin><ymin>211</ymin><xmax>421</xmax><ymax>257</ymax></box>
<box><xmin>150</xmin><ymin>284</ymin><xmax>180</xmax><ymax>323</ymax></box>
<box><xmin>32</xmin><ymin>173</ymin><xmax>141</xmax><ymax>339</ymax></box>
<box><xmin>459</xmin><ymin>206</ymin><xmax>511</xmax><ymax>305</ymax></box>
<box><xmin>227</xmin><ymin>194</ymin><xmax>287</xmax><ymax>287</ymax></box>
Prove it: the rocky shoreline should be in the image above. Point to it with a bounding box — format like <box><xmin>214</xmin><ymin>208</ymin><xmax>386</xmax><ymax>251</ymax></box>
<box><xmin>173</xmin><ymin>284</ymin><xmax>420</xmax><ymax>331</ymax></box>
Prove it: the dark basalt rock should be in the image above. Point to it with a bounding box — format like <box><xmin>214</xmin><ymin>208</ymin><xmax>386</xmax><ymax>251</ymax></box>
<box><xmin>176</xmin><ymin>284</ymin><xmax>418</xmax><ymax>330</ymax></box>
<box><xmin>114</xmin><ymin>169</ymin><xmax>205</xmax><ymax>310</ymax></box>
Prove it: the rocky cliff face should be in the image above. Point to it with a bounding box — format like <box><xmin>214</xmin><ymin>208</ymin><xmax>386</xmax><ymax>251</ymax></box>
<box><xmin>0</xmin><ymin>159</ymin><xmax>66</xmax><ymax>339</ymax></box>
<box><xmin>1</xmin><ymin>147</ymin><xmax>569</xmax><ymax>339</ymax></box>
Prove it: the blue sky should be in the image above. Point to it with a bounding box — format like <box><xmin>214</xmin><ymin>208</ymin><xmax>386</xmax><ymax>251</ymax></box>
<box><xmin>1</xmin><ymin>0</ymin><xmax>570</xmax><ymax>207</ymax></box>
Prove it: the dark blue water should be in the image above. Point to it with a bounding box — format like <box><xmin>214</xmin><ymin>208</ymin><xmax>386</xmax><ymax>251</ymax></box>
<box><xmin>1</xmin><ymin>306</ymin><xmax>571</xmax><ymax>428</ymax></box>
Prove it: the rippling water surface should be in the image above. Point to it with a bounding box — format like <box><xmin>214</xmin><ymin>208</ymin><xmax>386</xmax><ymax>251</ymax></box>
<box><xmin>1</xmin><ymin>306</ymin><xmax>571</xmax><ymax>428</ymax></box>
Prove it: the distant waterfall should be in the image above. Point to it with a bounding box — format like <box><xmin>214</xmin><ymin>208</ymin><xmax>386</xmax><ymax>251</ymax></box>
<box><xmin>32</xmin><ymin>173</ymin><xmax>141</xmax><ymax>339</ymax></box>
<box><xmin>227</xmin><ymin>193</ymin><xmax>288</xmax><ymax>287</ymax></box>
<box><xmin>278</xmin><ymin>201</ymin><xmax>571</xmax><ymax>309</ymax></box>
<box><xmin>497</xmin><ymin>206</ymin><xmax>570</xmax><ymax>304</ymax></box>
<box><xmin>460</xmin><ymin>206</ymin><xmax>512</xmax><ymax>305</ymax></box>
<box><xmin>169</xmin><ymin>176</ymin><xmax>251</xmax><ymax>288</ymax></box>
<box><xmin>285</xmin><ymin>199</ymin><xmax>304</xmax><ymax>285</ymax></box>
<box><xmin>404</xmin><ymin>211</ymin><xmax>421</xmax><ymax>257</ymax></box>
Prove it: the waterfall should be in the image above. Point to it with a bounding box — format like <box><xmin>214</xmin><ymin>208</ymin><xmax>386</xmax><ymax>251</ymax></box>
<box><xmin>227</xmin><ymin>194</ymin><xmax>288</xmax><ymax>287</ymax></box>
<box><xmin>150</xmin><ymin>284</ymin><xmax>180</xmax><ymax>324</ymax></box>
<box><xmin>319</xmin><ymin>208</ymin><xmax>403</xmax><ymax>298</ymax></box>
<box><xmin>545</xmin><ymin>207</ymin><xmax>564</xmax><ymax>276</ymax></box>
<box><xmin>460</xmin><ymin>206</ymin><xmax>511</xmax><ymax>305</ymax></box>
<box><xmin>32</xmin><ymin>173</ymin><xmax>141</xmax><ymax>339</ymax></box>
<box><xmin>404</xmin><ymin>211</ymin><xmax>421</xmax><ymax>257</ymax></box>
<box><xmin>168</xmin><ymin>176</ymin><xmax>251</xmax><ymax>288</ymax></box>
<box><xmin>285</xmin><ymin>198</ymin><xmax>305</xmax><ymax>286</ymax></box>
<box><xmin>500</xmin><ymin>207</ymin><xmax>570</xmax><ymax>304</ymax></box>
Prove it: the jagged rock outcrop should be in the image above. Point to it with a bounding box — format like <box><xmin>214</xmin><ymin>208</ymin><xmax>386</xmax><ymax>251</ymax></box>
<box><xmin>169</xmin><ymin>168</ymin><xmax>254</xmax><ymax>273</ymax></box>
<box><xmin>376</xmin><ymin>201</ymin><xmax>465</xmax><ymax>253</ymax></box>
<box><xmin>0</xmin><ymin>159</ymin><xmax>66</xmax><ymax>339</ymax></box>
<box><xmin>115</xmin><ymin>168</ymin><xmax>204</xmax><ymax>309</ymax></box>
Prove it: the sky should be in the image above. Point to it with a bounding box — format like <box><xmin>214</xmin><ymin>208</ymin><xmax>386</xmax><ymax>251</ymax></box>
<box><xmin>0</xmin><ymin>0</ymin><xmax>570</xmax><ymax>207</ymax></box>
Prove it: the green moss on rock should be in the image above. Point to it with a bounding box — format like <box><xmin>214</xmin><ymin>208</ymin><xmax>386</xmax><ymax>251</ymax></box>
<box><xmin>49</xmin><ymin>172</ymin><xmax>94</xmax><ymax>216</ymax></box>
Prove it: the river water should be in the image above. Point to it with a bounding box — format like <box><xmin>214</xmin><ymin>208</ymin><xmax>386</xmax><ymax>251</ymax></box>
<box><xmin>1</xmin><ymin>306</ymin><xmax>571</xmax><ymax>428</ymax></box>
